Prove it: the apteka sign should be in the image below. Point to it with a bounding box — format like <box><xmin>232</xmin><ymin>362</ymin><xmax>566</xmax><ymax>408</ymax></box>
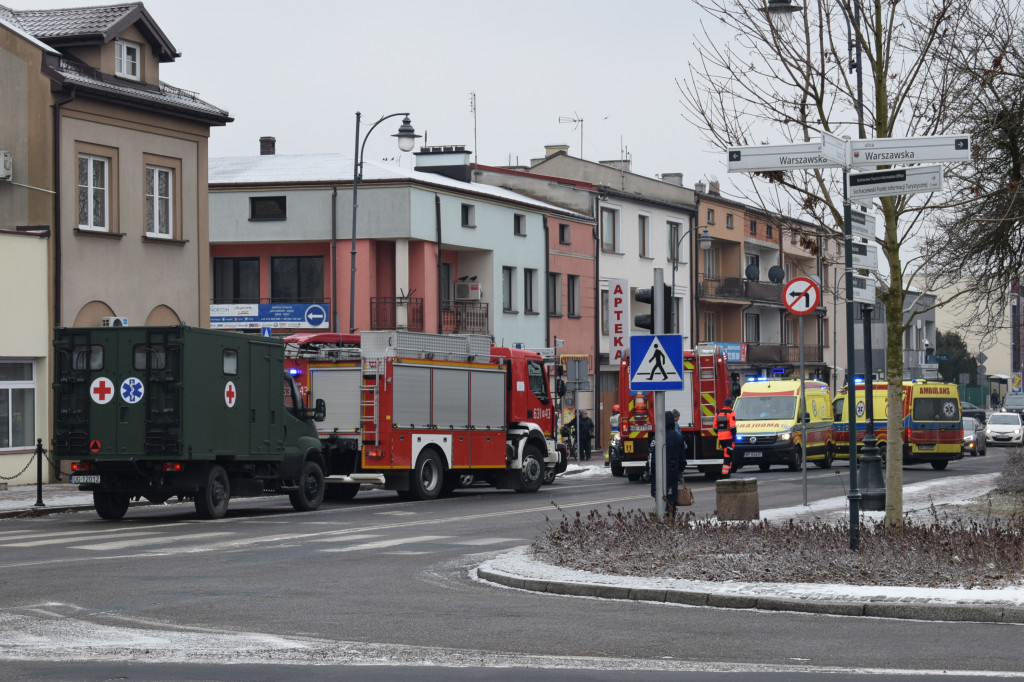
<box><xmin>608</xmin><ymin>278</ymin><xmax>629</xmax><ymax>363</ymax></box>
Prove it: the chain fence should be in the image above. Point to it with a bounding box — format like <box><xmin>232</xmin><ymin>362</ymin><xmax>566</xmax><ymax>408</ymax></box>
<box><xmin>0</xmin><ymin>440</ymin><xmax>60</xmax><ymax>482</ymax></box>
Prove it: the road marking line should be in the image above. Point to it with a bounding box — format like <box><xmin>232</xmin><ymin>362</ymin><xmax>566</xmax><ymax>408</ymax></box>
<box><xmin>73</xmin><ymin>532</ymin><xmax>234</xmax><ymax>551</ymax></box>
<box><xmin>0</xmin><ymin>530</ymin><xmax>165</xmax><ymax>547</ymax></box>
<box><xmin>322</xmin><ymin>535</ymin><xmax>452</xmax><ymax>553</ymax></box>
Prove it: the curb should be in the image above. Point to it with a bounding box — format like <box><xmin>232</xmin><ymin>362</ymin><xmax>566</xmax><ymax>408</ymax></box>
<box><xmin>476</xmin><ymin>564</ymin><xmax>1024</xmax><ymax>623</ymax></box>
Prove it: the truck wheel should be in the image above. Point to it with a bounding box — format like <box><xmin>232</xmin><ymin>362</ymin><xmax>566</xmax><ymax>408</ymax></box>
<box><xmin>930</xmin><ymin>460</ymin><xmax>949</xmax><ymax>470</ymax></box>
<box><xmin>611</xmin><ymin>461</ymin><xmax>624</xmax><ymax>477</ymax></box>
<box><xmin>195</xmin><ymin>465</ymin><xmax>230</xmax><ymax>520</ymax></box>
<box><xmin>516</xmin><ymin>445</ymin><xmax>544</xmax><ymax>493</ymax></box>
<box><xmin>289</xmin><ymin>461</ymin><xmax>325</xmax><ymax>512</ymax></box>
<box><xmin>627</xmin><ymin>471</ymin><xmax>642</xmax><ymax>482</ymax></box>
<box><xmin>411</xmin><ymin>451</ymin><xmax>444</xmax><ymax>500</ymax></box>
<box><xmin>758</xmin><ymin>463</ymin><xmax>771</xmax><ymax>472</ymax></box>
<box><xmin>543</xmin><ymin>467</ymin><xmax>557</xmax><ymax>485</ymax></box>
<box><xmin>441</xmin><ymin>472</ymin><xmax>459</xmax><ymax>496</ymax></box>
<box><xmin>94</xmin><ymin>491</ymin><xmax>130</xmax><ymax>520</ymax></box>
<box><xmin>324</xmin><ymin>482</ymin><xmax>359</xmax><ymax>502</ymax></box>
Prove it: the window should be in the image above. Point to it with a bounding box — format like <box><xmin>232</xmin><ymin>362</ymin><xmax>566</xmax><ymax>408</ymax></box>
<box><xmin>785</xmin><ymin>262</ymin><xmax>795</xmax><ymax>281</ymax></box>
<box><xmin>441</xmin><ymin>263</ymin><xmax>453</xmax><ymax>311</ymax></box>
<box><xmin>250</xmin><ymin>196</ymin><xmax>287</xmax><ymax>221</ymax></box>
<box><xmin>133</xmin><ymin>344</ymin><xmax>167</xmax><ymax>370</ymax></box>
<box><xmin>744</xmin><ymin>313</ymin><xmax>761</xmax><ymax>343</ymax></box>
<box><xmin>766</xmin><ymin>224</ymin><xmax>774</xmax><ymax>238</ymax></box>
<box><xmin>823</xmin><ymin>319</ymin><xmax>830</xmax><ymax>347</ymax></box>
<box><xmin>524</xmin><ymin>268</ymin><xmax>537</xmax><ymax>313</ymax></box>
<box><xmin>77</xmin><ymin>154</ymin><xmax>108</xmax><ymax>231</ymax></box>
<box><xmin>527</xmin><ymin>360</ymin><xmax>549</xmax><ymax>401</ymax></box>
<box><xmin>726</xmin><ymin>213</ymin><xmax>734</xmax><ymax>229</ymax></box>
<box><xmin>638</xmin><ymin>214</ymin><xmax>650</xmax><ymax>258</ymax></box>
<box><xmin>749</xmin><ymin>220</ymin><xmax>757</xmax><ymax>236</ymax></box>
<box><xmin>559</xmin><ymin>223</ymin><xmax>571</xmax><ymax>244</ymax></box>
<box><xmin>271</xmin><ymin>256</ymin><xmax>323</xmax><ymax>302</ymax></box>
<box><xmin>502</xmin><ymin>266</ymin><xmax>516</xmax><ymax>311</ymax></box>
<box><xmin>706</xmin><ymin>208</ymin><xmax>715</xmax><ymax>225</ymax></box>
<box><xmin>0</xmin><ymin>362</ymin><xmax>34</xmax><ymax>449</ymax></box>
<box><xmin>568</xmin><ymin>275</ymin><xmax>581</xmax><ymax>317</ymax></box>
<box><xmin>461</xmin><ymin>204</ymin><xmax>476</xmax><ymax>227</ymax></box>
<box><xmin>548</xmin><ymin>273</ymin><xmax>562</xmax><ymax>315</ymax></box>
<box><xmin>601</xmin><ymin>290</ymin><xmax>609</xmax><ymax>335</ymax></box>
<box><xmin>223</xmin><ymin>350</ymin><xmax>238</xmax><ymax>375</ymax></box>
<box><xmin>145</xmin><ymin>165</ymin><xmax>173</xmax><ymax>238</ymax></box>
<box><xmin>214</xmin><ymin>257</ymin><xmax>260</xmax><ymax>303</ymax></box>
<box><xmin>115</xmin><ymin>39</ymin><xmax>140</xmax><ymax>80</ymax></box>
<box><xmin>72</xmin><ymin>345</ymin><xmax>103</xmax><ymax>370</ymax></box>
<box><xmin>667</xmin><ymin>221</ymin><xmax>680</xmax><ymax>262</ymax></box>
<box><xmin>704</xmin><ymin>247</ymin><xmax>719</xmax><ymax>278</ymax></box>
<box><xmin>600</xmin><ymin>207</ymin><xmax>618</xmax><ymax>252</ymax></box>
<box><xmin>704</xmin><ymin>311</ymin><xmax>717</xmax><ymax>342</ymax></box>
<box><xmin>514</xmin><ymin>214</ymin><xmax>526</xmax><ymax>236</ymax></box>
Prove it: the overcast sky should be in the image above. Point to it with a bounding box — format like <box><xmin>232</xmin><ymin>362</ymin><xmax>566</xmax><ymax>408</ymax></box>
<box><xmin>14</xmin><ymin>0</ymin><xmax>734</xmax><ymax>185</ymax></box>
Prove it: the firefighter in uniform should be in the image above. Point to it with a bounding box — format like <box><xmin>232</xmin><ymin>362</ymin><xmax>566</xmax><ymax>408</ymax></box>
<box><xmin>716</xmin><ymin>397</ymin><xmax>737</xmax><ymax>475</ymax></box>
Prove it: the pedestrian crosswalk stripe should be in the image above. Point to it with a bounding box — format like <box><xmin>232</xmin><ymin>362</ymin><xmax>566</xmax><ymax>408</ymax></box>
<box><xmin>73</xmin><ymin>532</ymin><xmax>234</xmax><ymax>551</ymax></box>
<box><xmin>322</xmin><ymin>535</ymin><xmax>452</xmax><ymax>553</ymax></box>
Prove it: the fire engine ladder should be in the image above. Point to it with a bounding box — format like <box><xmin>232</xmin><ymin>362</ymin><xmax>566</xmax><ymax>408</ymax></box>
<box><xmin>359</xmin><ymin>357</ymin><xmax>383</xmax><ymax>444</ymax></box>
<box><xmin>695</xmin><ymin>344</ymin><xmax>720</xmax><ymax>436</ymax></box>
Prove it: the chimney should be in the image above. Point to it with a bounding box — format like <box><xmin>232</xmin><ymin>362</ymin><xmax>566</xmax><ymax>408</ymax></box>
<box><xmin>259</xmin><ymin>136</ymin><xmax>276</xmax><ymax>155</ymax></box>
<box><xmin>708</xmin><ymin>181</ymin><xmax>721</xmax><ymax>196</ymax></box>
<box><xmin>544</xmin><ymin>144</ymin><xmax>570</xmax><ymax>157</ymax></box>
<box><xmin>599</xmin><ymin>159</ymin><xmax>631</xmax><ymax>172</ymax></box>
<box><xmin>661</xmin><ymin>173</ymin><xmax>683</xmax><ymax>186</ymax></box>
<box><xmin>414</xmin><ymin>145</ymin><xmax>473</xmax><ymax>182</ymax></box>
<box><xmin>694</xmin><ymin>180</ymin><xmax>707</xmax><ymax>194</ymax></box>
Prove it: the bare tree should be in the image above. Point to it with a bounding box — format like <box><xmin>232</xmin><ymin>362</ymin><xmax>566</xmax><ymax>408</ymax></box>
<box><xmin>679</xmin><ymin>0</ymin><xmax>977</xmax><ymax>529</ymax></box>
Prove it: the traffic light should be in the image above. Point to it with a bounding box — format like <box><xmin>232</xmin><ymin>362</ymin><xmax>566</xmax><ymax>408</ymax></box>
<box><xmin>634</xmin><ymin>284</ymin><xmax>672</xmax><ymax>333</ymax></box>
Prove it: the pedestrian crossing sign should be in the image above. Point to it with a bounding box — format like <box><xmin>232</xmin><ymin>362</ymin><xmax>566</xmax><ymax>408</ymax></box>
<box><xmin>629</xmin><ymin>334</ymin><xmax>684</xmax><ymax>391</ymax></box>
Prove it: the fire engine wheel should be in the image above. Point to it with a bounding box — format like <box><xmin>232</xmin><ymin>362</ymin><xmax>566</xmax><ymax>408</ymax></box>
<box><xmin>93</xmin><ymin>491</ymin><xmax>130</xmax><ymax>520</ymax></box>
<box><xmin>610</xmin><ymin>461</ymin><xmax>624</xmax><ymax>477</ymax></box>
<box><xmin>543</xmin><ymin>467</ymin><xmax>557</xmax><ymax>485</ymax></box>
<box><xmin>324</xmin><ymin>482</ymin><xmax>360</xmax><ymax>502</ymax></box>
<box><xmin>195</xmin><ymin>465</ymin><xmax>230</xmax><ymax>520</ymax></box>
<box><xmin>758</xmin><ymin>464</ymin><xmax>772</xmax><ymax>472</ymax></box>
<box><xmin>930</xmin><ymin>460</ymin><xmax>949</xmax><ymax>470</ymax></box>
<box><xmin>411</xmin><ymin>451</ymin><xmax>444</xmax><ymax>501</ymax></box>
<box><xmin>516</xmin><ymin>445</ymin><xmax>545</xmax><ymax>493</ymax></box>
<box><xmin>289</xmin><ymin>461</ymin><xmax>325</xmax><ymax>512</ymax></box>
<box><xmin>627</xmin><ymin>471</ymin><xmax>642</xmax><ymax>482</ymax></box>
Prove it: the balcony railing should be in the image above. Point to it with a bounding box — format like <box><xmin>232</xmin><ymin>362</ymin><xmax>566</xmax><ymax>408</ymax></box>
<box><xmin>697</xmin><ymin>274</ymin><xmax>746</xmax><ymax>300</ymax></box>
<box><xmin>746</xmin><ymin>280</ymin><xmax>784</xmax><ymax>303</ymax></box>
<box><xmin>745</xmin><ymin>343</ymin><xmax>824</xmax><ymax>364</ymax></box>
<box><xmin>370</xmin><ymin>297</ymin><xmax>424</xmax><ymax>332</ymax></box>
<box><xmin>441</xmin><ymin>301</ymin><xmax>489</xmax><ymax>335</ymax></box>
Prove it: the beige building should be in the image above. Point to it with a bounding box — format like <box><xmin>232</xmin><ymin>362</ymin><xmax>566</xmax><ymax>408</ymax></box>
<box><xmin>0</xmin><ymin>3</ymin><xmax>231</xmax><ymax>482</ymax></box>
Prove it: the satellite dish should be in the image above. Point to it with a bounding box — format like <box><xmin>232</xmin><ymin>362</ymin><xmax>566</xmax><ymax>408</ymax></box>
<box><xmin>745</xmin><ymin>264</ymin><xmax>760</xmax><ymax>281</ymax></box>
<box><xmin>768</xmin><ymin>265</ymin><xmax>785</xmax><ymax>283</ymax></box>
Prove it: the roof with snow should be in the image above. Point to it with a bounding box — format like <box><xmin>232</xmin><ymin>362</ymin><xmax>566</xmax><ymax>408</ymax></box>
<box><xmin>209</xmin><ymin>153</ymin><xmax>593</xmax><ymax>220</ymax></box>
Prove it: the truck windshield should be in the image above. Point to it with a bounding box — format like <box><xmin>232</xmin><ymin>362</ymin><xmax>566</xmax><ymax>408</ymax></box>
<box><xmin>734</xmin><ymin>395</ymin><xmax>797</xmax><ymax>420</ymax></box>
<box><xmin>912</xmin><ymin>397</ymin><xmax>959</xmax><ymax>422</ymax></box>
<box><xmin>527</xmin><ymin>360</ymin><xmax>549</xmax><ymax>403</ymax></box>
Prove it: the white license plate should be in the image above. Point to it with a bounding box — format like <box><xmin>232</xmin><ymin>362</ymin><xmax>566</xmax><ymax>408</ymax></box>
<box><xmin>917</xmin><ymin>444</ymin><xmax>935</xmax><ymax>451</ymax></box>
<box><xmin>71</xmin><ymin>475</ymin><xmax>100</xmax><ymax>484</ymax></box>
<box><xmin>745</xmin><ymin>452</ymin><xmax>763</xmax><ymax>458</ymax></box>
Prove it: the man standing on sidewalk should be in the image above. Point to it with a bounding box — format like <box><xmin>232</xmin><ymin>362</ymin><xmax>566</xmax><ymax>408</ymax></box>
<box><xmin>578</xmin><ymin>410</ymin><xmax>594</xmax><ymax>461</ymax></box>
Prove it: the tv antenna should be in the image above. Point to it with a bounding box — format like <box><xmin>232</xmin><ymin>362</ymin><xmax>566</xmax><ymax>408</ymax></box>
<box><xmin>558</xmin><ymin>113</ymin><xmax>584</xmax><ymax>158</ymax></box>
<box><xmin>469</xmin><ymin>91</ymin><xmax>478</xmax><ymax>166</ymax></box>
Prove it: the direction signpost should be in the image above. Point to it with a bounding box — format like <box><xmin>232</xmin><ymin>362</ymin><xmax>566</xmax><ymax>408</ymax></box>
<box><xmin>727</xmin><ymin>141</ymin><xmax>843</xmax><ymax>172</ymax></box>
<box><xmin>849</xmin><ymin>135</ymin><xmax>971</xmax><ymax>168</ymax></box>
<box><xmin>847</xmin><ymin>165</ymin><xmax>943</xmax><ymax>200</ymax></box>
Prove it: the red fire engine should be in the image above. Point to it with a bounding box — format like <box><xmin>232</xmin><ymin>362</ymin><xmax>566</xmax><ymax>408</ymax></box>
<box><xmin>609</xmin><ymin>343</ymin><xmax>732</xmax><ymax>480</ymax></box>
<box><xmin>284</xmin><ymin>331</ymin><xmax>566</xmax><ymax>501</ymax></box>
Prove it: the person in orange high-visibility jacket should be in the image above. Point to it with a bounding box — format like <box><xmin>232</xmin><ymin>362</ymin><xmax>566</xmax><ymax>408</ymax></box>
<box><xmin>715</xmin><ymin>397</ymin><xmax>737</xmax><ymax>475</ymax></box>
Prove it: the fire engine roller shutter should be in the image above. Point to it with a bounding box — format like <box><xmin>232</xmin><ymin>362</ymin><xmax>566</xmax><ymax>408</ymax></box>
<box><xmin>394</xmin><ymin>365</ymin><xmax>431</xmax><ymax>427</ymax></box>
<box><xmin>309</xmin><ymin>367</ymin><xmax>361</xmax><ymax>432</ymax></box>
<box><xmin>433</xmin><ymin>368</ymin><xmax>469</xmax><ymax>428</ymax></box>
<box><xmin>470</xmin><ymin>370</ymin><xmax>506</xmax><ymax>429</ymax></box>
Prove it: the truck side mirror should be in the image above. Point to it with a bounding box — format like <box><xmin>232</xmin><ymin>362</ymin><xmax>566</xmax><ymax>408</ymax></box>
<box><xmin>804</xmin><ymin>412</ymin><xmax>811</xmax><ymax>423</ymax></box>
<box><xmin>556</xmin><ymin>379</ymin><xmax>566</xmax><ymax>397</ymax></box>
<box><xmin>314</xmin><ymin>398</ymin><xmax>327</xmax><ymax>422</ymax></box>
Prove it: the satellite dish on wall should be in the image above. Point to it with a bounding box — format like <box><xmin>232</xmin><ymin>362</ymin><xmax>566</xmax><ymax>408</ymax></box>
<box><xmin>745</xmin><ymin>264</ymin><xmax>760</xmax><ymax>281</ymax></box>
<box><xmin>768</xmin><ymin>265</ymin><xmax>785</xmax><ymax>283</ymax></box>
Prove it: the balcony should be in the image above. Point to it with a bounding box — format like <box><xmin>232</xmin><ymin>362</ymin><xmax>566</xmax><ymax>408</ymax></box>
<box><xmin>441</xmin><ymin>301</ymin><xmax>489</xmax><ymax>335</ymax></box>
<box><xmin>370</xmin><ymin>297</ymin><xmax>424</xmax><ymax>332</ymax></box>
<box><xmin>745</xmin><ymin>343</ymin><xmax>824</xmax><ymax>364</ymax></box>
<box><xmin>697</xmin><ymin>274</ymin><xmax>746</xmax><ymax>300</ymax></box>
<box><xmin>746</xmin><ymin>280</ymin><xmax>784</xmax><ymax>304</ymax></box>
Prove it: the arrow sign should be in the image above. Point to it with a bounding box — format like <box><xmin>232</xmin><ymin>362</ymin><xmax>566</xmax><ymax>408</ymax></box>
<box><xmin>850</xmin><ymin>135</ymin><xmax>970</xmax><ymax>168</ymax></box>
<box><xmin>728</xmin><ymin>141</ymin><xmax>844</xmax><ymax>173</ymax></box>
<box><xmin>783</xmin><ymin>277</ymin><xmax>820</xmax><ymax>315</ymax></box>
<box><xmin>847</xmin><ymin>165</ymin><xmax>943</xmax><ymax>200</ymax></box>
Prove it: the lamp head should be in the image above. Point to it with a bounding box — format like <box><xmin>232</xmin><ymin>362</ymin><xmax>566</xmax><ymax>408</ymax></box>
<box><xmin>393</xmin><ymin>116</ymin><xmax>420</xmax><ymax>153</ymax></box>
<box><xmin>759</xmin><ymin>0</ymin><xmax>802</xmax><ymax>30</ymax></box>
<box><xmin>698</xmin><ymin>226</ymin><xmax>712</xmax><ymax>251</ymax></box>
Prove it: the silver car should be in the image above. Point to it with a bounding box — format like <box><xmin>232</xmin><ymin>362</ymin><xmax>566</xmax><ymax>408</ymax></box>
<box><xmin>962</xmin><ymin>416</ymin><xmax>986</xmax><ymax>456</ymax></box>
<box><xmin>986</xmin><ymin>412</ymin><xmax>1023</xmax><ymax>446</ymax></box>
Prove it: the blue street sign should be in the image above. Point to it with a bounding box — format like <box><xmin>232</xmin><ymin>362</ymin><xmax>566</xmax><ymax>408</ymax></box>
<box><xmin>261</xmin><ymin>327</ymin><xmax>272</xmax><ymax>337</ymax></box>
<box><xmin>629</xmin><ymin>335</ymin><xmax>684</xmax><ymax>391</ymax></box>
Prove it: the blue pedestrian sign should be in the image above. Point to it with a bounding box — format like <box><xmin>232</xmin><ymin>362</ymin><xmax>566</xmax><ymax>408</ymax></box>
<box><xmin>629</xmin><ymin>335</ymin><xmax>684</xmax><ymax>391</ymax></box>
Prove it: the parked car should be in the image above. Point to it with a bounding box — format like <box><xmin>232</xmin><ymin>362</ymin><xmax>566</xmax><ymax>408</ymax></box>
<box><xmin>986</xmin><ymin>412</ymin><xmax>1023</xmax><ymax>446</ymax></box>
<box><xmin>960</xmin><ymin>401</ymin><xmax>986</xmax><ymax>424</ymax></box>
<box><xmin>962</xmin><ymin>417</ymin><xmax>987</xmax><ymax>456</ymax></box>
<box><xmin>1001</xmin><ymin>394</ymin><xmax>1024</xmax><ymax>416</ymax></box>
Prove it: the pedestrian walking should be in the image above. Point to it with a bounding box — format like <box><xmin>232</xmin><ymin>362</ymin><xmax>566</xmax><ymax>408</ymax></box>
<box><xmin>578</xmin><ymin>409</ymin><xmax>594</xmax><ymax>461</ymax></box>
<box><xmin>651</xmin><ymin>411</ymin><xmax>688</xmax><ymax>511</ymax></box>
<box><xmin>715</xmin><ymin>397</ymin><xmax>737</xmax><ymax>475</ymax></box>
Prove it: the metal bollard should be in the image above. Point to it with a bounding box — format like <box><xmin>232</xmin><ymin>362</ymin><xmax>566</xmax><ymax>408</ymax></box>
<box><xmin>35</xmin><ymin>438</ymin><xmax>45</xmax><ymax>507</ymax></box>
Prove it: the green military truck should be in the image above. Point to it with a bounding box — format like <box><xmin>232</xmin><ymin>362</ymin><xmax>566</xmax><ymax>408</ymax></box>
<box><xmin>53</xmin><ymin>325</ymin><xmax>328</xmax><ymax>520</ymax></box>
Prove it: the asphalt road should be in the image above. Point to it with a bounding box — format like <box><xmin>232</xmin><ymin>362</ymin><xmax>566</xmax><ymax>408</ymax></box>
<box><xmin>1</xmin><ymin>450</ymin><xmax>1021</xmax><ymax>679</ymax></box>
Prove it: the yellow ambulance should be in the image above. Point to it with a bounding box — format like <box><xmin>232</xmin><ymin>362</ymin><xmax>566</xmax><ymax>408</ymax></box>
<box><xmin>731</xmin><ymin>379</ymin><xmax>836</xmax><ymax>472</ymax></box>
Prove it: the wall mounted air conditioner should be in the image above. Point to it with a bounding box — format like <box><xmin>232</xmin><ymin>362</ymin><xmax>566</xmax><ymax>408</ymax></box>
<box><xmin>454</xmin><ymin>282</ymin><xmax>484</xmax><ymax>300</ymax></box>
<box><xmin>101</xmin><ymin>317</ymin><xmax>128</xmax><ymax>327</ymax></box>
<box><xmin>0</xmin><ymin>152</ymin><xmax>12</xmax><ymax>181</ymax></box>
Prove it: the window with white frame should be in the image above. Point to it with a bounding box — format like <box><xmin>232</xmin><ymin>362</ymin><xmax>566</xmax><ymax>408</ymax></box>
<box><xmin>145</xmin><ymin>165</ymin><xmax>173</xmax><ymax>238</ymax></box>
<box><xmin>601</xmin><ymin>290</ymin><xmax>609</xmax><ymax>335</ymax></box>
<box><xmin>726</xmin><ymin>213</ymin><xmax>734</xmax><ymax>229</ymax></box>
<box><xmin>115</xmin><ymin>39</ymin><xmax>140</xmax><ymax>80</ymax></box>
<box><xmin>638</xmin><ymin>214</ymin><xmax>650</xmax><ymax>258</ymax></box>
<box><xmin>548</xmin><ymin>273</ymin><xmax>562</xmax><ymax>315</ymax></box>
<box><xmin>559</xmin><ymin>223</ymin><xmax>571</xmax><ymax>244</ymax></box>
<box><xmin>706</xmin><ymin>208</ymin><xmax>715</xmax><ymax>225</ymax></box>
<box><xmin>514</xmin><ymin>214</ymin><xmax>526</xmax><ymax>236</ymax></box>
<box><xmin>524</xmin><ymin>268</ymin><xmax>537</xmax><ymax>313</ymax></box>
<box><xmin>0</xmin><ymin>361</ymin><xmax>35</xmax><ymax>450</ymax></box>
<box><xmin>461</xmin><ymin>204</ymin><xmax>476</xmax><ymax>227</ymax></box>
<box><xmin>502</xmin><ymin>266</ymin><xmax>517</xmax><ymax>312</ymax></box>
<box><xmin>667</xmin><ymin>221</ymin><xmax>680</xmax><ymax>262</ymax></box>
<box><xmin>704</xmin><ymin>311</ymin><xmax>717</xmax><ymax>342</ymax></box>
<box><xmin>600</xmin><ymin>207</ymin><xmax>618</xmax><ymax>252</ymax></box>
<box><xmin>744</xmin><ymin>313</ymin><xmax>761</xmax><ymax>343</ymax></box>
<box><xmin>567</xmin><ymin>275</ymin><xmax>581</xmax><ymax>317</ymax></box>
<box><xmin>703</xmin><ymin>246</ymin><xmax>719</xmax><ymax>278</ymax></box>
<box><xmin>77</xmin><ymin>154</ymin><xmax>108</xmax><ymax>231</ymax></box>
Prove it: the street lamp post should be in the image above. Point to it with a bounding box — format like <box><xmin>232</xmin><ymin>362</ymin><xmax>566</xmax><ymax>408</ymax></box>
<box><xmin>671</xmin><ymin>223</ymin><xmax>712</xmax><ymax>335</ymax></box>
<box><xmin>348</xmin><ymin>112</ymin><xmax>420</xmax><ymax>334</ymax></box>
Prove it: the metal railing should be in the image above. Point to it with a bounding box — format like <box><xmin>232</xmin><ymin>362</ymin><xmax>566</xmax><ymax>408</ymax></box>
<box><xmin>370</xmin><ymin>297</ymin><xmax>424</xmax><ymax>332</ymax></box>
<box><xmin>441</xmin><ymin>301</ymin><xmax>489</xmax><ymax>335</ymax></box>
<box><xmin>745</xmin><ymin>343</ymin><xmax>824</xmax><ymax>363</ymax></box>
